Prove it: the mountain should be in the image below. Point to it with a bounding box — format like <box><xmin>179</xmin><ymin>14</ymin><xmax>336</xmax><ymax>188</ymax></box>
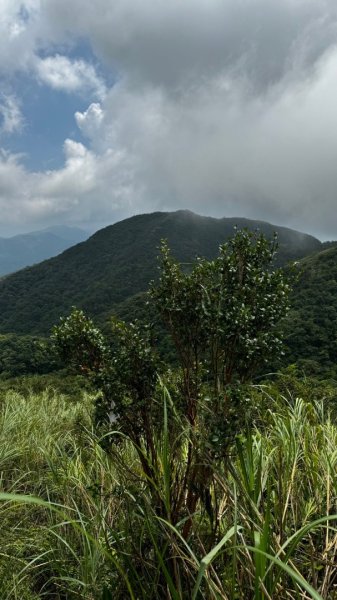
<box><xmin>0</xmin><ymin>210</ymin><xmax>322</xmax><ymax>336</ymax></box>
<box><xmin>0</xmin><ymin>225</ymin><xmax>88</xmax><ymax>276</ymax></box>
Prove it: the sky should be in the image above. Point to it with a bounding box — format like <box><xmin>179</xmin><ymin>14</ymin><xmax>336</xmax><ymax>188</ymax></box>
<box><xmin>1</xmin><ymin>1</ymin><xmax>337</xmax><ymax>239</ymax></box>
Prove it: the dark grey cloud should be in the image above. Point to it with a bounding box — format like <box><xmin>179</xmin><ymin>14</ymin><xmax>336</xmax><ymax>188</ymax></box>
<box><xmin>61</xmin><ymin>0</ymin><xmax>337</xmax><ymax>93</ymax></box>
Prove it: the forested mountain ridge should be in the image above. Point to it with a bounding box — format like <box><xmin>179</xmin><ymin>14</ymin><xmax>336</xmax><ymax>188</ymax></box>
<box><xmin>0</xmin><ymin>225</ymin><xmax>88</xmax><ymax>276</ymax></box>
<box><xmin>0</xmin><ymin>210</ymin><xmax>322</xmax><ymax>335</ymax></box>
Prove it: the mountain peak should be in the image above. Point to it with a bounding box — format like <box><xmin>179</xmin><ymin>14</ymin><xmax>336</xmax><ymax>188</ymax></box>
<box><xmin>0</xmin><ymin>211</ymin><xmax>322</xmax><ymax>335</ymax></box>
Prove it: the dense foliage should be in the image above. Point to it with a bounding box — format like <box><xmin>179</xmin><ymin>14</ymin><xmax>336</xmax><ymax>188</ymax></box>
<box><xmin>284</xmin><ymin>246</ymin><xmax>337</xmax><ymax>377</ymax></box>
<box><xmin>0</xmin><ymin>334</ymin><xmax>59</xmax><ymax>377</ymax></box>
<box><xmin>151</xmin><ymin>234</ymin><xmax>290</xmax><ymax>387</ymax></box>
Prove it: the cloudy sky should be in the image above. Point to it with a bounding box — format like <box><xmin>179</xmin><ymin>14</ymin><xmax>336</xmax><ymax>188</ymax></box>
<box><xmin>1</xmin><ymin>0</ymin><xmax>337</xmax><ymax>239</ymax></box>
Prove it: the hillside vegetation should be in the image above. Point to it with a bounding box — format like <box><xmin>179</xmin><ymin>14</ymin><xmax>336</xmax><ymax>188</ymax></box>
<box><xmin>285</xmin><ymin>245</ymin><xmax>337</xmax><ymax>376</ymax></box>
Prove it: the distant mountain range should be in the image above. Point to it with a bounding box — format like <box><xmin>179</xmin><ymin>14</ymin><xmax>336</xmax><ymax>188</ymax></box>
<box><xmin>0</xmin><ymin>225</ymin><xmax>89</xmax><ymax>276</ymax></box>
<box><xmin>0</xmin><ymin>210</ymin><xmax>323</xmax><ymax>337</ymax></box>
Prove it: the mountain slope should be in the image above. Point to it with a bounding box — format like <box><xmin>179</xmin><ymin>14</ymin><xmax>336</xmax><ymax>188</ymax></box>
<box><xmin>0</xmin><ymin>210</ymin><xmax>322</xmax><ymax>335</ymax></box>
<box><xmin>284</xmin><ymin>245</ymin><xmax>337</xmax><ymax>376</ymax></box>
<box><xmin>0</xmin><ymin>226</ymin><xmax>88</xmax><ymax>276</ymax></box>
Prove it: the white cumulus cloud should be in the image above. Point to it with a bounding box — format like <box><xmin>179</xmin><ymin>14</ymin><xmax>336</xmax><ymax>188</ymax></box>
<box><xmin>0</xmin><ymin>138</ymin><xmax>135</xmax><ymax>232</ymax></box>
<box><xmin>34</xmin><ymin>54</ymin><xmax>106</xmax><ymax>99</ymax></box>
<box><xmin>75</xmin><ymin>103</ymin><xmax>104</xmax><ymax>138</ymax></box>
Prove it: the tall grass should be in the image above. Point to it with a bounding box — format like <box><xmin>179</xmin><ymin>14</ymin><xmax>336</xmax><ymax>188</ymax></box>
<box><xmin>0</xmin><ymin>385</ymin><xmax>337</xmax><ymax>598</ymax></box>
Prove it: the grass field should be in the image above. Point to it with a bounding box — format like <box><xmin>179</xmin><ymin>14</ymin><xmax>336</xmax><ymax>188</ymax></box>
<box><xmin>0</xmin><ymin>383</ymin><xmax>336</xmax><ymax>599</ymax></box>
